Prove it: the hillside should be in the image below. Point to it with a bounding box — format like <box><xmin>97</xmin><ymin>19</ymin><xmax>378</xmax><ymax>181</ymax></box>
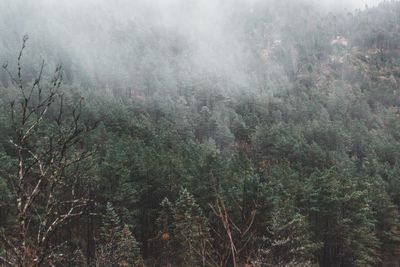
<box><xmin>1</xmin><ymin>1</ymin><xmax>400</xmax><ymax>266</ymax></box>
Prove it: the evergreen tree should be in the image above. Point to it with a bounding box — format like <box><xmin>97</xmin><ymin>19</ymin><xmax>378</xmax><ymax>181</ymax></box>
<box><xmin>73</xmin><ymin>249</ymin><xmax>87</xmax><ymax>267</ymax></box>
<box><xmin>97</xmin><ymin>202</ymin><xmax>123</xmax><ymax>267</ymax></box>
<box><xmin>172</xmin><ymin>188</ymin><xmax>213</xmax><ymax>266</ymax></box>
<box><xmin>256</xmin><ymin>200</ymin><xmax>318</xmax><ymax>267</ymax></box>
<box><xmin>306</xmin><ymin>170</ymin><xmax>379</xmax><ymax>267</ymax></box>
<box><xmin>97</xmin><ymin>202</ymin><xmax>144</xmax><ymax>267</ymax></box>
<box><xmin>155</xmin><ymin>197</ymin><xmax>174</xmax><ymax>266</ymax></box>
<box><xmin>119</xmin><ymin>225</ymin><xmax>144</xmax><ymax>267</ymax></box>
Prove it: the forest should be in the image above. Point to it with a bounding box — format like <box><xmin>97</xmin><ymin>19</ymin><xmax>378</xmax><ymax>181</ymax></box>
<box><xmin>1</xmin><ymin>0</ymin><xmax>400</xmax><ymax>266</ymax></box>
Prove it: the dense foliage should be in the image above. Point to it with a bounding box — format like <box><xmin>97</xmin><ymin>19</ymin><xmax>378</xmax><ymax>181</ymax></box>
<box><xmin>1</xmin><ymin>1</ymin><xmax>400</xmax><ymax>266</ymax></box>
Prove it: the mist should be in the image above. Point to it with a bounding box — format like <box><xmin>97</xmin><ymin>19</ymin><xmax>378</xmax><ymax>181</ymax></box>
<box><xmin>0</xmin><ymin>0</ymin><xmax>388</xmax><ymax>93</ymax></box>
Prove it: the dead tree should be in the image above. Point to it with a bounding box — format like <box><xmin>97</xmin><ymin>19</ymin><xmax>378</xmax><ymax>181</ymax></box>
<box><xmin>210</xmin><ymin>177</ymin><xmax>261</xmax><ymax>267</ymax></box>
<box><xmin>0</xmin><ymin>36</ymin><xmax>97</xmax><ymax>267</ymax></box>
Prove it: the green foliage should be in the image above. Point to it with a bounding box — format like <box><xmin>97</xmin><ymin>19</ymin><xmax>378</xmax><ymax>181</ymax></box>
<box><xmin>172</xmin><ymin>188</ymin><xmax>213</xmax><ymax>266</ymax></box>
<box><xmin>97</xmin><ymin>202</ymin><xmax>144</xmax><ymax>267</ymax></box>
<box><xmin>256</xmin><ymin>204</ymin><xmax>318</xmax><ymax>266</ymax></box>
<box><xmin>155</xmin><ymin>198</ymin><xmax>174</xmax><ymax>265</ymax></box>
<box><xmin>119</xmin><ymin>225</ymin><xmax>145</xmax><ymax>267</ymax></box>
<box><xmin>306</xmin><ymin>169</ymin><xmax>379</xmax><ymax>266</ymax></box>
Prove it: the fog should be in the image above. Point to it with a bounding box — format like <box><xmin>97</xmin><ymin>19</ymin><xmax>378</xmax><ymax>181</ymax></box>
<box><xmin>320</xmin><ymin>0</ymin><xmax>383</xmax><ymax>9</ymax></box>
<box><xmin>0</xmin><ymin>0</ymin><xmax>390</xmax><ymax>93</ymax></box>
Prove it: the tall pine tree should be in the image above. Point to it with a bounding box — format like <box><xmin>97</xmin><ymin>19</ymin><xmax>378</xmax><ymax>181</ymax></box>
<box><xmin>97</xmin><ymin>202</ymin><xmax>144</xmax><ymax>267</ymax></box>
<box><xmin>172</xmin><ymin>188</ymin><xmax>213</xmax><ymax>266</ymax></box>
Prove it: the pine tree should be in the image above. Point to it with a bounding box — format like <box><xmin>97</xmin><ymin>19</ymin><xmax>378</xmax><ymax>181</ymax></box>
<box><xmin>306</xmin><ymin>170</ymin><xmax>379</xmax><ymax>267</ymax></box>
<box><xmin>73</xmin><ymin>249</ymin><xmax>87</xmax><ymax>267</ymax></box>
<box><xmin>155</xmin><ymin>197</ymin><xmax>174</xmax><ymax>265</ymax></box>
<box><xmin>97</xmin><ymin>202</ymin><xmax>122</xmax><ymax>267</ymax></box>
<box><xmin>172</xmin><ymin>188</ymin><xmax>212</xmax><ymax>266</ymax></box>
<box><xmin>118</xmin><ymin>225</ymin><xmax>144</xmax><ymax>267</ymax></box>
<box><xmin>256</xmin><ymin>200</ymin><xmax>318</xmax><ymax>267</ymax></box>
<box><xmin>97</xmin><ymin>202</ymin><xmax>144</xmax><ymax>267</ymax></box>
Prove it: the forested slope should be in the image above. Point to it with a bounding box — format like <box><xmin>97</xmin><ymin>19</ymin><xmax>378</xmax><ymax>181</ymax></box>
<box><xmin>1</xmin><ymin>1</ymin><xmax>400</xmax><ymax>266</ymax></box>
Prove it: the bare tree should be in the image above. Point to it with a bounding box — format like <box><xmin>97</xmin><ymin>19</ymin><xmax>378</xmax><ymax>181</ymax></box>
<box><xmin>0</xmin><ymin>36</ymin><xmax>97</xmax><ymax>267</ymax></box>
<box><xmin>210</xmin><ymin>179</ymin><xmax>260</xmax><ymax>267</ymax></box>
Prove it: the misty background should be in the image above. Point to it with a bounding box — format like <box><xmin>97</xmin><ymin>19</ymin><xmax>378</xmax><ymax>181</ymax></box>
<box><xmin>0</xmin><ymin>0</ymin><xmax>387</xmax><ymax>93</ymax></box>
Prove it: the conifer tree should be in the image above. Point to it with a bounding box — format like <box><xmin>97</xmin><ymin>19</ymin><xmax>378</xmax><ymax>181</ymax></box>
<box><xmin>97</xmin><ymin>202</ymin><xmax>144</xmax><ymax>267</ymax></box>
<box><xmin>97</xmin><ymin>202</ymin><xmax>122</xmax><ymax>267</ymax></box>
<box><xmin>155</xmin><ymin>197</ymin><xmax>174</xmax><ymax>265</ymax></box>
<box><xmin>73</xmin><ymin>249</ymin><xmax>87</xmax><ymax>267</ymax></box>
<box><xmin>306</xmin><ymin>170</ymin><xmax>379</xmax><ymax>267</ymax></box>
<box><xmin>256</xmin><ymin>200</ymin><xmax>318</xmax><ymax>266</ymax></box>
<box><xmin>119</xmin><ymin>225</ymin><xmax>144</xmax><ymax>267</ymax></box>
<box><xmin>172</xmin><ymin>188</ymin><xmax>213</xmax><ymax>266</ymax></box>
